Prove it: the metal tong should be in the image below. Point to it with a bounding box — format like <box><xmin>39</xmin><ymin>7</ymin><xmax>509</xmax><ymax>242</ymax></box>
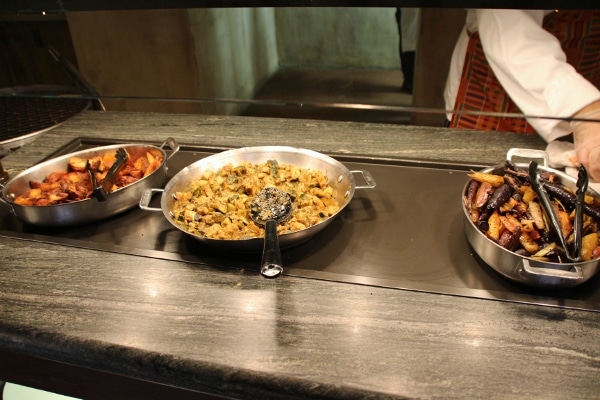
<box><xmin>528</xmin><ymin>161</ymin><xmax>588</xmax><ymax>262</ymax></box>
<box><xmin>0</xmin><ymin>160</ymin><xmax>9</xmax><ymax>185</ymax></box>
<box><xmin>48</xmin><ymin>46</ymin><xmax>106</xmax><ymax>111</ymax></box>
<box><xmin>86</xmin><ymin>148</ymin><xmax>128</xmax><ymax>202</ymax></box>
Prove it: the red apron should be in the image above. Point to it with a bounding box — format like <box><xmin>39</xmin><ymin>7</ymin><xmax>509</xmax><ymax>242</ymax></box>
<box><xmin>449</xmin><ymin>10</ymin><xmax>600</xmax><ymax>133</ymax></box>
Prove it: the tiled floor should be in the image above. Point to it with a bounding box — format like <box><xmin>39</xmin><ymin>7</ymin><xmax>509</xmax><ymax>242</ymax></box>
<box><xmin>242</xmin><ymin>68</ymin><xmax>412</xmax><ymax>124</ymax></box>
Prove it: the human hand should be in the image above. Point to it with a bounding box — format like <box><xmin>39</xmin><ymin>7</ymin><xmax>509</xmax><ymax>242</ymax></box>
<box><xmin>571</xmin><ymin>101</ymin><xmax>600</xmax><ymax>182</ymax></box>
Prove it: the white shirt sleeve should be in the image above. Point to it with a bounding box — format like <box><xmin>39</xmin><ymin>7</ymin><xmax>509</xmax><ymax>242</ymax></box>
<box><xmin>447</xmin><ymin>9</ymin><xmax>600</xmax><ymax>142</ymax></box>
<box><xmin>444</xmin><ymin>26</ymin><xmax>468</xmax><ymax>121</ymax></box>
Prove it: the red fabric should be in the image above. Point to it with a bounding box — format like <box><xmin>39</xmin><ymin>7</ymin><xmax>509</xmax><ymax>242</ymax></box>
<box><xmin>545</xmin><ymin>11</ymin><xmax>600</xmax><ymax>88</ymax></box>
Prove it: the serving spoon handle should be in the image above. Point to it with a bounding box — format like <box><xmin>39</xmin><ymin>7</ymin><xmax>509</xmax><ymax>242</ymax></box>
<box><xmin>260</xmin><ymin>219</ymin><xmax>284</xmax><ymax>278</ymax></box>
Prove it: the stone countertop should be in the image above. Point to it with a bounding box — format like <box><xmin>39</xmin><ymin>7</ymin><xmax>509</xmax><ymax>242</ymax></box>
<box><xmin>1</xmin><ymin>111</ymin><xmax>599</xmax><ymax>400</ymax></box>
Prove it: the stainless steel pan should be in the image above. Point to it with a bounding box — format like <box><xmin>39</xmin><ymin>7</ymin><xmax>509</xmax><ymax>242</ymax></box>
<box><xmin>0</xmin><ymin>85</ymin><xmax>91</xmax><ymax>157</ymax></box>
<box><xmin>463</xmin><ymin>148</ymin><xmax>600</xmax><ymax>288</ymax></box>
<box><xmin>0</xmin><ymin>138</ymin><xmax>179</xmax><ymax>227</ymax></box>
<box><xmin>140</xmin><ymin>146</ymin><xmax>376</xmax><ymax>252</ymax></box>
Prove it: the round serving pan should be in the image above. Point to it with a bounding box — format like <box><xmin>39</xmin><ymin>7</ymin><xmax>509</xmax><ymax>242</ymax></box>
<box><xmin>140</xmin><ymin>146</ymin><xmax>376</xmax><ymax>252</ymax></box>
<box><xmin>0</xmin><ymin>85</ymin><xmax>91</xmax><ymax>157</ymax></box>
<box><xmin>0</xmin><ymin>137</ymin><xmax>179</xmax><ymax>227</ymax></box>
<box><xmin>463</xmin><ymin>148</ymin><xmax>600</xmax><ymax>288</ymax></box>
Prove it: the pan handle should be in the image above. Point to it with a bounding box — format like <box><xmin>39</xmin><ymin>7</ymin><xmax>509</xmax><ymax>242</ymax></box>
<box><xmin>0</xmin><ymin>192</ymin><xmax>18</xmax><ymax>217</ymax></box>
<box><xmin>161</xmin><ymin>137</ymin><xmax>181</xmax><ymax>161</ymax></box>
<box><xmin>506</xmin><ymin>148</ymin><xmax>549</xmax><ymax>167</ymax></box>
<box><xmin>139</xmin><ymin>188</ymin><xmax>164</xmax><ymax>212</ymax></box>
<box><xmin>351</xmin><ymin>170</ymin><xmax>376</xmax><ymax>190</ymax></box>
<box><xmin>0</xmin><ymin>172</ymin><xmax>13</xmax><ymax>209</ymax></box>
<box><xmin>0</xmin><ymin>160</ymin><xmax>9</xmax><ymax>185</ymax></box>
<box><xmin>0</xmin><ymin>191</ymin><xmax>14</xmax><ymax>210</ymax></box>
<box><xmin>520</xmin><ymin>259</ymin><xmax>585</xmax><ymax>282</ymax></box>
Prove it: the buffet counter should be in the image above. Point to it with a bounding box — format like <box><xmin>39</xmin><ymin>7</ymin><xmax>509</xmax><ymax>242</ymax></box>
<box><xmin>0</xmin><ymin>111</ymin><xmax>598</xmax><ymax>399</ymax></box>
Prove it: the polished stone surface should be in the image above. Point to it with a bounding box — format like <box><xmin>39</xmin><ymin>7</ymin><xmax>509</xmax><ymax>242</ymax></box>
<box><xmin>1</xmin><ymin>112</ymin><xmax>599</xmax><ymax>399</ymax></box>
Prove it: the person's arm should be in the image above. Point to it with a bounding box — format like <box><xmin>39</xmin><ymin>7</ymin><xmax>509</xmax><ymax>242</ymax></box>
<box><xmin>572</xmin><ymin>100</ymin><xmax>600</xmax><ymax>181</ymax></box>
<box><xmin>476</xmin><ymin>9</ymin><xmax>600</xmax><ymax>142</ymax></box>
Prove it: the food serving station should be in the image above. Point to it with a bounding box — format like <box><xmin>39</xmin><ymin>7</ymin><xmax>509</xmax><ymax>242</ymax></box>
<box><xmin>2</xmin><ymin>0</ymin><xmax>600</xmax><ymax>398</ymax></box>
<box><xmin>0</xmin><ymin>111</ymin><xmax>598</xmax><ymax>399</ymax></box>
<box><xmin>3</xmin><ymin>137</ymin><xmax>600</xmax><ymax>311</ymax></box>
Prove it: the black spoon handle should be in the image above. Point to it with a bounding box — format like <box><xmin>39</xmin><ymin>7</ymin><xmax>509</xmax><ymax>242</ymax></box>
<box><xmin>260</xmin><ymin>219</ymin><xmax>283</xmax><ymax>278</ymax></box>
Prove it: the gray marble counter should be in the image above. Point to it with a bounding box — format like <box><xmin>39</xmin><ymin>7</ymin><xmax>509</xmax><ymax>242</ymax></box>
<box><xmin>1</xmin><ymin>111</ymin><xmax>599</xmax><ymax>400</ymax></box>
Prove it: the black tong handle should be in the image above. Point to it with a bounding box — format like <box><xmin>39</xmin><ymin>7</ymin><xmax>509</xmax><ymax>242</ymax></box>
<box><xmin>87</xmin><ymin>148</ymin><xmax>128</xmax><ymax>202</ymax></box>
<box><xmin>572</xmin><ymin>166</ymin><xmax>589</xmax><ymax>260</ymax></box>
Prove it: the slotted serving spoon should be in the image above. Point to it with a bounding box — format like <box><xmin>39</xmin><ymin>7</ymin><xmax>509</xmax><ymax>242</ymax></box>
<box><xmin>249</xmin><ymin>187</ymin><xmax>292</xmax><ymax>278</ymax></box>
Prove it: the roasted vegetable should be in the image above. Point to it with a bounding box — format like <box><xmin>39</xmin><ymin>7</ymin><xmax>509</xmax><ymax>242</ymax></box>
<box><xmin>467</xmin><ymin>172</ymin><xmax>505</xmax><ymax>187</ymax></box>
<box><xmin>464</xmin><ymin>164</ymin><xmax>600</xmax><ymax>263</ymax></box>
<box><xmin>542</xmin><ymin>180</ymin><xmax>600</xmax><ymax>221</ymax></box>
<box><xmin>13</xmin><ymin>149</ymin><xmax>164</xmax><ymax>206</ymax></box>
<box><xmin>171</xmin><ymin>160</ymin><xmax>340</xmax><ymax>240</ymax></box>
<box><xmin>581</xmin><ymin>233</ymin><xmax>599</xmax><ymax>261</ymax></box>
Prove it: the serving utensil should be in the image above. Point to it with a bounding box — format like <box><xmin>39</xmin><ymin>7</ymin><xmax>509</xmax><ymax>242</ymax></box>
<box><xmin>86</xmin><ymin>148</ymin><xmax>129</xmax><ymax>202</ymax></box>
<box><xmin>528</xmin><ymin>161</ymin><xmax>588</xmax><ymax>262</ymax></box>
<box><xmin>0</xmin><ymin>161</ymin><xmax>8</xmax><ymax>184</ymax></box>
<box><xmin>572</xmin><ymin>165</ymin><xmax>589</xmax><ymax>260</ymax></box>
<box><xmin>249</xmin><ymin>187</ymin><xmax>292</xmax><ymax>278</ymax></box>
<box><xmin>48</xmin><ymin>46</ymin><xmax>106</xmax><ymax>111</ymax></box>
